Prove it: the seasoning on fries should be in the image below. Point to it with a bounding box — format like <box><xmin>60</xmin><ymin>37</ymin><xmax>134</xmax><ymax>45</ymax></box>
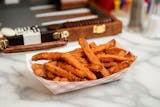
<box><xmin>32</xmin><ymin>38</ymin><xmax>136</xmax><ymax>82</ymax></box>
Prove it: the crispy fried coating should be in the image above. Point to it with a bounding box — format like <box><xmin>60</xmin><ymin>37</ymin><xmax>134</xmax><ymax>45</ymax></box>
<box><xmin>97</xmin><ymin>54</ymin><xmax>128</xmax><ymax>62</ymax></box>
<box><xmin>79</xmin><ymin>38</ymin><xmax>99</xmax><ymax>64</ymax></box>
<box><xmin>109</xmin><ymin>61</ymin><xmax>130</xmax><ymax>74</ymax></box>
<box><xmin>119</xmin><ymin>61</ymin><xmax>130</xmax><ymax>69</ymax></box>
<box><xmin>69</xmin><ymin>48</ymin><xmax>83</xmax><ymax>55</ymax></box>
<box><xmin>73</xmin><ymin>56</ymin><xmax>88</xmax><ymax>66</ymax></box>
<box><xmin>87</xmin><ymin>64</ymin><xmax>102</xmax><ymax>72</ymax></box>
<box><xmin>32</xmin><ymin>52</ymin><xmax>61</xmax><ymax>61</ymax></box>
<box><xmin>32</xmin><ymin>39</ymin><xmax>116</xmax><ymax>61</ymax></box>
<box><xmin>103</xmin><ymin>62</ymin><xmax>118</xmax><ymax>68</ymax></box>
<box><xmin>108</xmin><ymin>64</ymin><xmax>119</xmax><ymax>74</ymax></box>
<box><xmin>105</xmin><ymin>47</ymin><xmax>127</xmax><ymax>56</ymax></box>
<box><xmin>53</xmin><ymin>77</ymin><xmax>69</xmax><ymax>82</ymax></box>
<box><xmin>53</xmin><ymin>77</ymin><xmax>61</xmax><ymax>81</ymax></box>
<box><xmin>69</xmin><ymin>48</ymin><xmax>85</xmax><ymax>59</ymax></box>
<box><xmin>79</xmin><ymin>38</ymin><xmax>110</xmax><ymax>77</ymax></box>
<box><xmin>47</xmin><ymin>71</ymin><xmax>55</xmax><ymax>80</ymax></box>
<box><xmin>61</xmin><ymin>53</ymin><xmax>97</xmax><ymax>80</ymax></box>
<box><xmin>60</xmin><ymin>78</ymin><xmax>69</xmax><ymax>82</ymax></box>
<box><xmin>32</xmin><ymin>38</ymin><xmax>136</xmax><ymax>82</ymax></box>
<box><xmin>89</xmin><ymin>42</ymin><xmax>97</xmax><ymax>48</ymax></box>
<box><xmin>92</xmin><ymin>39</ymin><xmax>116</xmax><ymax>54</ymax></box>
<box><xmin>125</xmin><ymin>52</ymin><xmax>136</xmax><ymax>63</ymax></box>
<box><xmin>32</xmin><ymin>64</ymin><xmax>47</xmax><ymax>78</ymax></box>
<box><xmin>57</xmin><ymin>62</ymin><xmax>86</xmax><ymax>78</ymax></box>
<box><xmin>45</xmin><ymin>62</ymin><xmax>81</xmax><ymax>81</ymax></box>
<box><xmin>71</xmin><ymin>39</ymin><xmax>116</xmax><ymax>55</ymax></box>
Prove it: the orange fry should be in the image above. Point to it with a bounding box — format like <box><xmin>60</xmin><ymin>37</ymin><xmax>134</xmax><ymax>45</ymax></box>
<box><xmin>53</xmin><ymin>77</ymin><xmax>69</xmax><ymax>82</ymax></box>
<box><xmin>70</xmin><ymin>39</ymin><xmax>116</xmax><ymax>55</ymax></box>
<box><xmin>79</xmin><ymin>38</ymin><xmax>99</xmax><ymax>64</ymax></box>
<box><xmin>89</xmin><ymin>42</ymin><xmax>97</xmax><ymax>48</ymax></box>
<box><xmin>108</xmin><ymin>64</ymin><xmax>119</xmax><ymax>74</ymax></box>
<box><xmin>125</xmin><ymin>52</ymin><xmax>136</xmax><ymax>63</ymax></box>
<box><xmin>79</xmin><ymin>38</ymin><xmax>110</xmax><ymax>77</ymax></box>
<box><xmin>47</xmin><ymin>71</ymin><xmax>55</xmax><ymax>80</ymax></box>
<box><xmin>53</xmin><ymin>77</ymin><xmax>61</xmax><ymax>81</ymax></box>
<box><xmin>98</xmin><ymin>54</ymin><xmax>128</xmax><ymax>62</ymax></box>
<box><xmin>57</xmin><ymin>62</ymin><xmax>86</xmax><ymax>78</ymax></box>
<box><xmin>69</xmin><ymin>48</ymin><xmax>84</xmax><ymax>57</ymax></box>
<box><xmin>119</xmin><ymin>61</ymin><xmax>130</xmax><ymax>69</ymax></box>
<box><xmin>73</xmin><ymin>56</ymin><xmax>88</xmax><ymax>66</ymax></box>
<box><xmin>60</xmin><ymin>78</ymin><xmax>69</xmax><ymax>82</ymax></box>
<box><xmin>103</xmin><ymin>62</ymin><xmax>118</xmax><ymax>68</ymax></box>
<box><xmin>87</xmin><ymin>64</ymin><xmax>102</xmax><ymax>72</ymax></box>
<box><xmin>32</xmin><ymin>52</ymin><xmax>61</xmax><ymax>61</ymax></box>
<box><xmin>109</xmin><ymin>61</ymin><xmax>130</xmax><ymax>73</ymax></box>
<box><xmin>45</xmin><ymin>62</ymin><xmax>81</xmax><ymax>81</ymax></box>
<box><xmin>32</xmin><ymin>39</ymin><xmax>116</xmax><ymax>61</ymax></box>
<box><xmin>105</xmin><ymin>47</ymin><xmax>127</xmax><ymax>56</ymax></box>
<box><xmin>69</xmin><ymin>48</ymin><xmax>83</xmax><ymax>53</ymax></box>
<box><xmin>92</xmin><ymin>39</ymin><xmax>116</xmax><ymax>54</ymax></box>
<box><xmin>32</xmin><ymin>64</ymin><xmax>47</xmax><ymax>78</ymax></box>
<box><xmin>61</xmin><ymin>53</ymin><xmax>97</xmax><ymax>80</ymax></box>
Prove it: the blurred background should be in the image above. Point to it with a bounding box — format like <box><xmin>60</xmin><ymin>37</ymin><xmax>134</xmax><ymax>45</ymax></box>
<box><xmin>0</xmin><ymin>0</ymin><xmax>159</xmax><ymax>36</ymax></box>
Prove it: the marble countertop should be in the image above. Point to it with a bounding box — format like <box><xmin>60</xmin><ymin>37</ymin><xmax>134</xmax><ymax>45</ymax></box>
<box><xmin>0</xmin><ymin>29</ymin><xmax>160</xmax><ymax>107</ymax></box>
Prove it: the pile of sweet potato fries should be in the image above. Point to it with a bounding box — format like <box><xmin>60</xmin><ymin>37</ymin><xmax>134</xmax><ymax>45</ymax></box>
<box><xmin>32</xmin><ymin>38</ymin><xmax>136</xmax><ymax>82</ymax></box>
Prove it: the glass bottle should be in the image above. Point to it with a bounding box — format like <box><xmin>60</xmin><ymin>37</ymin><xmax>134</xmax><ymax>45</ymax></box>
<box><xmin>144</xmin><ymin>0</ymin><xmax>160</xmax><ymax>39</ymax></box>
<box><xmin>127</xmin><ymin>0</ymin><xmax>144</xmax><ymax>32</ymax></box>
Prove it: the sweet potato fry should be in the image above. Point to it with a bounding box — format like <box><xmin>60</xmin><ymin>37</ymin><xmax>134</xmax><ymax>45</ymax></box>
<box><xmin>53</xmin><ymin>77</ymin><xmax>61</xmax><ymax>81</ymax></box>
<box><xmin>69</xmin><ymin>48</ymin><xmax>82</xmax><ymax>53</ymax></box>
<box><xmin>45</xmin><ymin>61</ymin><xmax>81</xmax><ymax>81</ymax></box>
<box><xmin>53</xmin><ymin>77</ymin><xmax>69</xmax><ymax>82</ymax></box>
<box><xmin>125</xmin><ymin>52</ymin><xmax>136</xmax><ymax>63</ymax></box>
<box><xmin>47</xmin><ymin>71</ymin><xmax>55</xmax><ymax>80</ymax></box>
<box><xmin>79</xmin><ymin>38</ymin><xmax>110</xmax><ymax>77</ymax></box>
<box><xmin>32</xmin><ymin>64</ymin><xmax>47</xmax><ymax>78</ymax></box>
<box><xmin>108</xmin><ymin>63</ymin><xmax>119</xmax><ymax>74</ymax></box>
<box><xmin>98</xmin><ymin>54</ymin><xmax>128</xmax><ymax>62</ymax></box>
<box><xmin>61</xmin><ymin>53</ymin><xmax>97</xmax><ymax>80</ymax></box>
<box><xmin>70</xmin><ymin>39</ymin><xmax>116</xmax><ymax>55</ymax></box>
<box><xmin>73</xmin><ymin>56</ymin><xmax>88</xmax><ymax>66</ymax></box>
<box><xmin>60</xmin><ymin>78</ymin><xmax>69</xmax><ymax>82</ymax></box>
<box><xmin>105</xmin><ymin>47</ymin><xmax>127</xmax><ymax>56</ymax></box>
<box><xmin>119</xmin><ymin>61</ymin><xmax>130</xmax><ymax>69</ymax></box>
<box><xmin>69</xmin><ymin>48</ymin><xmax>84</xmax><ymax>57</ymax></box>
<box><xmin>100</xmin><ymin>57</ymin><xmax>114</xmax><ymax>63</ymax></box>
<box><xmin>109</xmin><ymin>61</ymin><xmax>130</xmax><ymax>73</ymax></box>
<box><xmin>87</xmin><ymin>64</ymin><xmax>102</xmax><ymax>72</ymax></box>
<box><xmin>89</xmin><ymin>42</ymin><xmax>97</xmax><ymax>48</ymax></box>
<box><xmin>32</xmin><ymin>39</ymin><xmax>116</xmax><ymax>61</ymax></box>
<box><xmin>103</xmin><ymin>62</ymin><xmax>118</xmax><ymax>68</ymax></box>
<box><xmin>79</xmin><ymin>38</ymin><xmax>98</xmax><ymax>64</ymax></box>
<box><xmin>92</xmin><ymin>39</ymin><xmax>116</xmax><ymax>54</ymax></box>
<box><xmin>57</xmin><ymin>62</ymin><xmax>86</xmax><ymax>78</ymax></box>
<box><xmin>32</xmin><ymin>52</ymin><xmax>61</xmax><ymax>61</ymax></box>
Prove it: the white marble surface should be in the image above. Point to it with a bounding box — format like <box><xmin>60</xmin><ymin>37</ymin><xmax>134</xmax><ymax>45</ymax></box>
<box><xmin>0</xmin><ymin>30</ymin><xmax>160</xmax><ymax>107</ymax></box>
